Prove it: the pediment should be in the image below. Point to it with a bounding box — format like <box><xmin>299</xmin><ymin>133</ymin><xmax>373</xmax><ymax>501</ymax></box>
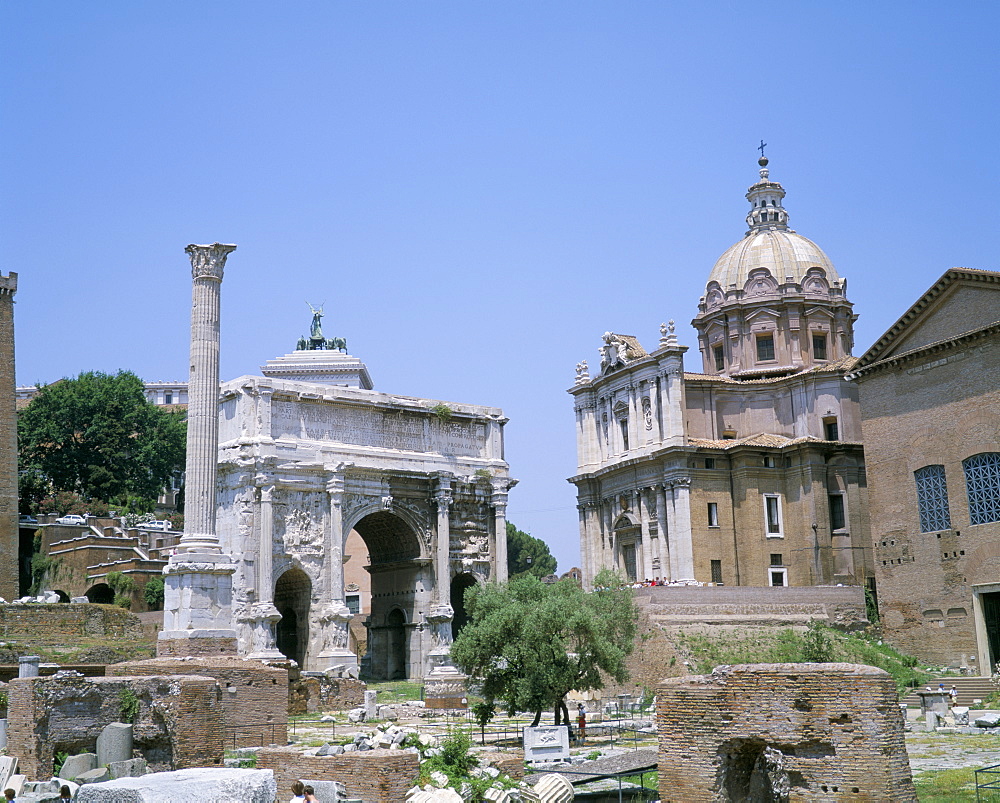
<box><xmin>745</xmin><ymin>307</ymin><xmax>782</xmax><ymax>322</ymax></box>
<box><xmin>857</xmin><ymin>270</ymin><xmax>1000</xmax><ymax>367</ymax></box>
<box><xmin>743</xmin><ymin>268</ymin><xmax>778</xmax><ymax>297</ymax></box>
<box><xmin>802</xmin><ymin>268</ymin><xmax>831</xmax><ymax>296</ymax></box>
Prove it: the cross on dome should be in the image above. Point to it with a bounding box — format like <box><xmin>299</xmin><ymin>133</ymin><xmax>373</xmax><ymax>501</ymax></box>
<box><xmin>745</xmin><ymin>151</ymin><xmax>789</xmax><ymax>234</ymax></box>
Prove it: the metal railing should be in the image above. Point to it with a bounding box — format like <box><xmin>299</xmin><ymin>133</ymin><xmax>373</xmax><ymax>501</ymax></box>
<box><xmin>221</xmin><ymin>722</ymin><xmax>287</xmax><ymax>750</ymax></box>
<box><xmin>976</xmin><ymin>763</ymin><xmax>1000</xmax><ymax>802</ymax></box>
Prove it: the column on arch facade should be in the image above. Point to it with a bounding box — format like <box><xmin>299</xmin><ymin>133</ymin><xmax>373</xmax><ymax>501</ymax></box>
<box><xmin>315</xmin><ymin>468</ymin><xmax>357</xmax><ymax>671</ymax></box>
<box><xmin>492</xmin><ymin>485</ymin><xmax>509</xmax><ymax>583</ymax></box>
<box><xmin>245</xmin><ymin>477</ymin><xmax>283</xmax><ymax>659</ymax></box>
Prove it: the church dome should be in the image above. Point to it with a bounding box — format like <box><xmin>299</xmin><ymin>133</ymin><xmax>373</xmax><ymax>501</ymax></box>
<box><xmin>706</xmin><ymin>156</ymin><xmax>841</xmax><ymax>292</ymax></box>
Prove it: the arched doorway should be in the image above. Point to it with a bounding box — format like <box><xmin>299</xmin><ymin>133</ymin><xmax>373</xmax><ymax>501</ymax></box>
<box><xmin>613</xmin><ymin>516</ymin><xmax>640</xmax><ymax>582</ymax></box>
<box><xmin>386</xmin><ymin>608</ymin><xmax>407</xmax><ymax>680</ymax></box>
<box><xmin>450</xmin><ymin>573</ymin><xmax>478</xmax><ymax>639</ymax></box>
<box><xmin>275</xmin><ymin>567</ymin><xmax>312</xmax><ymax>667</ymax></box>
<box><xmin>52</xmin><ymin>590</ymin><xmax>70</xmax><ymax>603</ymax></box>
<box><xmin>353</xmin><ymin>511</ymin><xmax>425</xmax><ymax>680</ymax></box>
<box><xmin>85</xmin><ymin>583</ymin><xmax>114</xmax><ymax>604</ymax></box>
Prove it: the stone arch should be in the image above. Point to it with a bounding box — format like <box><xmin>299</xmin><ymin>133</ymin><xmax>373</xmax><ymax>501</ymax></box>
<box><xmin>85</xmin><ymin>583</ymin><xmax>114</xmax><ymax>604</ymax></box>
<box><xmin>275</xmin><ymin>567</ymin><xmax>312</xmax><ymax>668</ymax></box>
<box><xmin>352</xmin><ymin>509</ymin><xmax>429</xmax><ymax>681</ymax></box>
<box><xmin>450</xmin><ymin>573</ymin><xmax>479</xmax><ymax>639</ymax></box>
<box><xmin>51</xmin><ymin>589</ymin><xmax>70</xmax><ymax>603</ymax></box>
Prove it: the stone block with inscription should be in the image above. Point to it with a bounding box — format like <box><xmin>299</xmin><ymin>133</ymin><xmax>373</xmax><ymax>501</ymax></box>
<box><xmin>523</xmin><ymin>726</ymin><xmax>570</xmax><ymax>764</ymax></box>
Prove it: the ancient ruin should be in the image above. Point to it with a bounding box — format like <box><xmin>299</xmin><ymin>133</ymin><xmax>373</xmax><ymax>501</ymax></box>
<box><xmin>0</xmin><ymin>272</ymin><xmax>17</xmax><ymax>602</ymax></box>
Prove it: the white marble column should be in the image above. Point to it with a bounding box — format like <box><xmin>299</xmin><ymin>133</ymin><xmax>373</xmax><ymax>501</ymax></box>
<box><xmin>425</xmin><ymin>476</ymin><xmax>465</xmax><ymax>693</ymax></box>
<box><xmin>648</xmin><ymin>378</ymin><xmax>663</xmax><ymax>445</ymax></box>
<box><xmin>317</xmin><ymin>470</ymin><xmax>356</xmax><ymax>672</ymax></box>
<box><xmin>246</xmin><ymin>481</ymin><xmax>282</xmax><ymax>659</ymax></box>
<box><xmin>658</xmin><ymin>484</ymin><xmax>676</xmax><ymax>581</ymax></box>
<box><xmin>492</xmin><ymin>487</ymin><xmax>509</xmax><ymax>583</ymax></box>
<box><xmin>180</xmin><ymin>242</ymin><xmax>236</xmax><ymax>553</ymax></box>
<box><xmin>639</xmin><ymin>489</ymin><xmax>654</xmax><ymax>581</ymax></box>
<box><xmin>671</xmin><ymin>479</ymin><xmax>696</xmax><ymax>582</ymax></box>
<box><xmin>577</xmin><ymin>503</ymin><xmax>591</xmax><ymax>589</ymax></box>
<box><xmin>160</xmin><ymin>244</ymin><xmax>238</xmax><ymax>654</ymax></box>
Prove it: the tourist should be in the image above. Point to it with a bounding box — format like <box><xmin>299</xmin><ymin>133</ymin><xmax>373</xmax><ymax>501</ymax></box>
<box><xmin>577</xmin><ymin>701</ymin><xmax>587</xmax><ymax>742</ymax></box>
<box><xmin>949</xmin><ymin>685</ymin><xmax>959</xmax><ymax>705</ymax></box>
<box><xmin>303</xmin><ymin>785</ymin><xmax>318</xmax><ymax>803</ymax></box>
<box><xmin>289</xmin><ymin>780</ymin><xmax>306</xmax><ymax>803</ymax></box>
<box><xmin>4</xmin><ymin>789</ymin><xmax>15</xmax><ymax>802</ymax></box>
<box><xmin>58</xmin><ymin>787</ymin><xmax>72</xmax><ymax>802</ymax></box>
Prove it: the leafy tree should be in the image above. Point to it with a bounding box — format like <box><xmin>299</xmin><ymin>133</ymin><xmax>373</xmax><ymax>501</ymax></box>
<box><xmin>451</xmin><ymin>569</ymin><xmax>637</xmax><ymax>727</ymax></box>
<box><xmin>505</xmin><ymin>522</ymin><xmax>557</xmax><ymax>579</ymax></box>
<box><xmin>18</xmin><ymin>371</ymin><xmax>185</xmax><ymax>509</ymax></box>
<box><xmin>143</xmin><ymin>576</ymin><xmax>165</xmax><ymax>611</ymax></box>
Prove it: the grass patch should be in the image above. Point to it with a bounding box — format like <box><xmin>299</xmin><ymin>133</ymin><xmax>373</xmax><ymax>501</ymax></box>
<box><xmin>913</xmin><ymin>767</ymin><xmax>978</xmax><ymax>801</ymax></box>
<box><xmin>674</xmin><ymin>623</ymin><xmax>932</xmax><ymax>694</ymax></box>
<box><xmin>368</xmin><ymin>680</ymin><xmax>425</xmax><ymax>703</ymax></box>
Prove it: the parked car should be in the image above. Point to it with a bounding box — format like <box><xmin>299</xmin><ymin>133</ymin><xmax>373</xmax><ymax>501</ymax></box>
<box><xmin>18</xmin><ymin>514</ymin><xmax>38</xmax><ymax>525</ymax></box>
<box><xmin>141</xmin><ymin>520</ymin><xmax>173</xmax><ymax>531</ymax></box>
<box><xmin>55</xmin><ymin>514</ymin><xmax>87</xmax><ymax>526</ymax></box>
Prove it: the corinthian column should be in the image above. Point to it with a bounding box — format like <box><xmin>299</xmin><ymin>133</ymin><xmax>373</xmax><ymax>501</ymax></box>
<box><xmin>316</xmin><ymin>470</ymin><xmax>357</xmax><ymax>673</ymax></box>
<box><xmin>492</xmin><ymin>486</ymin><xmax>509</xmax><ymax>583</ymax></box>
<box><xmin>159</xmin><ymin>243</ymin><xmax>238</xmax><ymax>657</ymax></box>
<box><xmin>181</xmin><ymin>242</ymin><xmax>236</xmax><ymax>552</ymax></box>
<box><xmin>246</xmin><ymin>480</ymin><xmax>282</xmax><ymax>659</ymax></box>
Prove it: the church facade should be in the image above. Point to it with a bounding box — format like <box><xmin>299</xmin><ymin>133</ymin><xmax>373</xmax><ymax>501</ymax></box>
<box><xmin>570</xmin><ymin>158</ymin><xmax>873</xmax><ymax>593</ymax></box>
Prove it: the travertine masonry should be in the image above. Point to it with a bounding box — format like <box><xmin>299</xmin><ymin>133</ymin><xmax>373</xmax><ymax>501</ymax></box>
<box><xmin>256</xmin><ymin>747</ymin><xmax>419</xmax><ymax>803</ymax></box>
<box><xmin>656</xmin><ymin>663</ymin><xmax>915</xmax><ymax>802</ymax></box>
<box><xmin>0</xmin><ymin>603</ymin><xmax>144</xmax><ymax>641</ymax></box>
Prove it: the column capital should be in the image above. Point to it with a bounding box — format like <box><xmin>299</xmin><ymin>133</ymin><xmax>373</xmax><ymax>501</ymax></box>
<box><xmin>434</xmin><ymin>489</ymin><xmax>453</xmax><ymax>510</ymax></box>
<box><xmin>186</xmin><ymin>242</ymin><xmax>237</xmax><ymax>281</ymax></box>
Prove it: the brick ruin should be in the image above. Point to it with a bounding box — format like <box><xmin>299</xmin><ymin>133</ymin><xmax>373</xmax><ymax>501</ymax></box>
<box><xmin>656</xmin><ymin>663</ymin><xmax>916</xmax><ymax>802</ymax></box>
<box><xmin>7</xmin><ymin>673</ymin><xmax>223</xmax><ymax>779</ymax></box>
<box><xmin>106</xmin><ymin>657</ymin><xmax>288</xmax><ymax>748</ymax></box>
<box><xmin>256</xmin><ymin>747</ymin><xmax>420</xmax><ymax>803</ymax></box>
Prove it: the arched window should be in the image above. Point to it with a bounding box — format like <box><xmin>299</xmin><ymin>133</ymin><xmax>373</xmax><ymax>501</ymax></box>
<box><xmin>914</xmin><ymin>465</ymin><xmax>950</xmax><ymax>532</ymax></box>
<box><xmin>964</xmin><ymin>453</ymin><xmax>1000</xmax><ymax>525</ymax></box>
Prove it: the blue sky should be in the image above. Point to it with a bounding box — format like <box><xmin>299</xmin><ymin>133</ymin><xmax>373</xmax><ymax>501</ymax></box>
<box><xmin>2</xmin><ymin>1</ymin><xmax>998</xmax><ymax>572</ymax></box>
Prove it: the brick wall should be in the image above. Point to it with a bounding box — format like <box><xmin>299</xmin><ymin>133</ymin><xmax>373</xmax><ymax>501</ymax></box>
<box><xmin>0</xmin><ymin>603</ymin><xmax>144</xmax><ymax>640</ymax></box>
<box><xmin>656</xmin><ymin>663</ymin><xmax>916</xmax><ymax>802</ymax></box>
<box><xmin>7</xmin><ymin>673</ymin><xmax>223</xmax><ymax>778</ymax></box>
<box><xmin>257</xmin><ymin>747</ymin><xmax>419</xmax><ymax>803</ymax></box>
<box><xmin>156</xmin><ymin>636</ymin><xmax>238</xmax><ymax>657</ymax></box>
<box><xmin>288</xmin><ymin>673</ymin><xmax>365</xmax><ymax>714</ymax></box>
<box><xmin>108</xmin><ymin>657</ymin><xmax>287</xmax><ymax>747</ymax></box>
<box><xmin>0</xmin><ymin>277</ymin><xmax>17</xmax><ymax>602</ymax></box>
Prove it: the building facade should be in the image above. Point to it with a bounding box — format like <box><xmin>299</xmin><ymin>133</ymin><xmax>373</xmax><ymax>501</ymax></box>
<box><xmin>570</xmin><ymin>157</ymin><xmax>873</xmax><ymax>593</ymax></box>
<box><xmin>852</xmin><ymin>268</ymin><xmax>1000</xmax><ymax>672</ymax></box>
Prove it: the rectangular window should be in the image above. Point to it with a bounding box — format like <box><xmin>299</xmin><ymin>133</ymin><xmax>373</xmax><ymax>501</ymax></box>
<box><xmin>770</xmin><ymin>553</ymin><xmax>783</xmax><ymax>566</ymax></box>
<box><xmin>705</xmin><ymin>458</ymin><xmax>716</xmax><ymax>469</ymax></box>
<box><xmin>829</xmin><ymin>494</ymin><xmax>846</xmax><ymax>531</ymax></box>
<box><xmin>812</xmin><ymin>334</ymin><xmax>827</xmax><ymax>360</ymax></box>
<box><xmin>823</xmin><ymin>417</ymin><xmax>839</xmax><ymax>441</ymax></box>
<box><xmin>765</xmin><ymin>494</ymin><xmax>783</xmax><ymax>536</ymax></box>
<box><xmin>762</xmin><ymin>454</ymin><xmax>775</xmax><ymax>468</ymax></box>
<box><xmin>165</xmin><ymin>392</ymin><xmax>173</xmax><ymax>405</ymax></box>
<box><xmin>963</xmin><ymin>453</ymin><xmax>1000</xmax><ymax>526</ymax></box>
<box><xmin>620</xmin><ymin>419</ymin><xmax>629</xmax><ymax>451</ymax></box>
<box><xmin>756</xmin><ymin>334</ymin><xmax>775</xmax><ymax>362</ymax></box>
<box><xmin>915</xmin><ymin>464</ymin><xmax>951</xmax><ymax>532</ymax></box>
<box><xmin>770</xmin><ymin>568</ymin><xmax>788</xmax><ymax>587</ymax></box>
<box><xmin>710</xmin><ymin>560</ymin><xmax>723</xmax><ymax>584</ymax></box>
<box><xmin>345</xmin><ymin>594</ymin><xmax>361</xmax><ymax>615</ymax></box>
<box><xmin>707</xmin><ymin>502</ymin><xmax>719</xmax><ymax>527</ymax></box>
<box><xmin>713</xmin><ymin>345</ymin><xmax>725</xmax><ymax>371</ymax></box>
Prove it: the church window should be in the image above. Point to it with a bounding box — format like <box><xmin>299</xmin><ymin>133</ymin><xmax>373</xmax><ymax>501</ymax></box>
<box><xmin>963</xmin><ymin>453</ymin><xmax>1000</xmax><ymax>525</ymax></box>
<box><xmin>756</xmin><ymin>335</ymin><xmax>775</xmax><ymax>362</ymax></box>
<box><xmin>771</xmin><ymin>212</ymin><xmax>778</xmax><ymax>221</ymax></box>
<box><xmin>714</xmin><ymin>345</ymin><xmax>725</xmax><ymax>371</ymax></box>
<box><xmin>711</xmin><ymin>560</ymin><xmax>723</xmax><ymax>584</ymax></box>
<box><xmin>823</xmin><ymin>416</ymin><xmax>839</xmax><ymax>441</ymax></box>
<box><xmin>345</xmin><ymin>594</ymin><xmax>361</xmax><ymax>615</ymax></box>
<box><xmin>915</xmin><ymin>465</ymin><xmax>951</xmax><ymax>532</ymax></box>
<box><xmin>770</xmin><ymin>553</ymin><xmax>783</xmax><ymax>566</ymax></box>
<box><xmin>707</xmin><ymin>502</ymin><xmax>719</xmax><ymax>527</ymax></box>
<box><xmin>812</xmin><ymin>334</ymin><xmax>828</xmax><ymax>360</ymax></box>
<box><xmin>829</xmin><ymin>494</ymin><xmax>846</xmax><ymax>531</ymax></box>
<box><xmin>764</xmin><ymin>494</ymin><xmax>783</xmax><ymax>536</ymax></box>
<box><xmin>165</xmin><ymin>392</ymin><xmax>173</xmax><ymax>405</ymax></box>
<box><xmin>705</xmin><ymin>458</ymin><xmax>716</xmax><ymax>469</ymax></box>
<box><xmin>763</xmin><ymin>454</ymin><xmax>775</xmax><ymax>468</ymax></box>
<box><xmin>620</xmin><ymin>419</ymin><xmax>629</xmax><ymax>451</ymax></box>
<box><xmin>770</xmin><ymin>568</ymin><xmax>788</xmax><ymax>586</ymax></box>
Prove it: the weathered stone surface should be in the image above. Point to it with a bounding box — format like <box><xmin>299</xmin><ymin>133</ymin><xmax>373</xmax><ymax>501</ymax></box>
<box><xmin>300</xmin><ymin>779</ymin><xmax>347</xmax><ymax>802</ymax></box>
<box><xmin>59</xmin><ymin>753</ymin><xmax>98</xmax><ymax>781</ymax></box>
<box><xmin>975</xmin><ymin>712</ymin><xmax>1000</xmax><ymax>728</ymax></box>
<box><xmin>75</xmin><ymin>767</ymin><xmax>276</xmax><ymax>802</ymax></box>
<box><xmin>523</xmin><ymin>726</ymin><xmax>570</xmax><ymax>764</ymax></box>
<box><xmin>108</xmin><ymin>758</ymin><xmax>148</xmax><ymax>779</ymax></box>
<box><xmin>76</xmin><ymin>767</ymin><xmax>111</xmax><ymax>784</ymax></box>
<box><xmin>97</xmin><ymin>723</ymin><xmax>133</xmax><ymax>766</ymax></box>
<box><xmin>0</xmin><ymin>754</ymin><xmax>17</xmax><ymax>788</ymax></box>
<box><xmin>533</xmin><ymin>774</ymin><xmax>574</xmax><ymax>803</ymax></box>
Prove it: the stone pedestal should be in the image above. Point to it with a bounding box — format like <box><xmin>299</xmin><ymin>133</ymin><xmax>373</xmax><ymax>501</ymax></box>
<box><xmin>158</xmin><ymin>554</ymin><xmax>238</xmax><ymax>656</ymax></box>
<box><xmin>243</xmin><ymin>602</ymin><xmax>284</xmax><ymax>660</ymax></box>
<box><xmin>423</xmin><ymin>604</ymin><xmax>468</xmax><ymax>709</ymax></box>
<box><xmin>315</xmin><ymin>602</ymin><xmax>359</xmax><ymax>674</ymax></box>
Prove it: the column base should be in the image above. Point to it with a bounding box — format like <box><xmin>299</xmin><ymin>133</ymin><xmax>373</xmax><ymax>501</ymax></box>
<box><xmin>424</xmin><ymin>654</ymin><xmax>468</xmax><ymax>709</ymax></box>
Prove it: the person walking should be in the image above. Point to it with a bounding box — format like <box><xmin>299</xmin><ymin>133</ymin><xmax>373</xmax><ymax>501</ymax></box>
<box><xmin>577</xmin><ymin>701</ymin><xmax>587</xmax><ymax>743</ymax></box>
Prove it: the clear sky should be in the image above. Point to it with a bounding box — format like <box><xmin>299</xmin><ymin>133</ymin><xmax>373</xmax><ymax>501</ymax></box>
<box><xmin>2</xmin><ymin>1</ymin><xmax>998</xmax><ymax>573</ymax></box>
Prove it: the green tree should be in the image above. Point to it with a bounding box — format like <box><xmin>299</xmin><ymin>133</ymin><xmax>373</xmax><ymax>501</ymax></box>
<box><xmin>505</xmin><ymin>522</ymin><xmax>557</xmax><ymax>579</ymax></box>
<box><xmin>18</xmin><ymin>371</ymin><xmax>186</xmax><ymax>509</ymax></box>
<box><xmin>451</xmin><ymin>569</ymin><xmax>637</xmax><ymax>727</ymax></box>
<box><xmin>143</xmin><ymin>576</ymin><xmax>165</xmax><ymax>611</ymax></box>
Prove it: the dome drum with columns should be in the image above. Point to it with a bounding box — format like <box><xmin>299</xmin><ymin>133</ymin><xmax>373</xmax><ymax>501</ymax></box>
<box><xmin>694</xmin><ymin>157</ymin><xmax>857</xmax><ymax>378</ymax></box>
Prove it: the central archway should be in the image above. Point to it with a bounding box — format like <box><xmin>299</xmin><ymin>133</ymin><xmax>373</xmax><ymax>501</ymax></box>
<box><xmin>450</xmin><ymin>573</ymin><xmax>478</xmax><ymax>639</ymax></box>
<box><xmin>275</xmin><ymin>567</ymin><xmax>311</xmax><ymax>668</ymax></box>
<box><xmin>353</xmin><ymin>511</ymin><xmax>427</xmax><ymax>680</ymax></box>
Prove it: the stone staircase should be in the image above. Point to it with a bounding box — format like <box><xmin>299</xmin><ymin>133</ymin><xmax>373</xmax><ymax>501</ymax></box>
<box><xmin>900</xmin><ymin>676</ymin><xmax>995</xmax><ymax>707</ymax></box>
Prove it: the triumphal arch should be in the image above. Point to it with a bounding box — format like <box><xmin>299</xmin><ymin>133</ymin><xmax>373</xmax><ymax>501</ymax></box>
<box><xmin>214</xmin><ymin>316</ymin><xmax>512</xmax><ymax>682</ymax></box>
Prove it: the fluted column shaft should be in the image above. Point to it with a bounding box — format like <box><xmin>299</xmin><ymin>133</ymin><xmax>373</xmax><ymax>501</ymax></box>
<box><xmin>0</xmin><ymin>274</ymin><xmax>17</xmax><ymax>601</ymax></box>
<box><xmin>181</xmin><ymin>243</ymin><xmax>236</xmax><ymax>551</ymax></box>
<box><xmin>434</xmin><ymin>480</ymin><xmax>453</xmax><ymax>605</ymax></box>
<box><xmin>257</xmin><ymin>483</ymin><xmax>275</xmax><ymax>603</ymax></box>
<box><xmin>492</xmin><ymin>489</ymin><xmax>508</xmax><ymax>583</ymax></box>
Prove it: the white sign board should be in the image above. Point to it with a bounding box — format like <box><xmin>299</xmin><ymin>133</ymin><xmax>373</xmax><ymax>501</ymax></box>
<box><xmin>523</xmin><ymin>725</ymin><xmax>570</xmax><ymax>764</ymax></box>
